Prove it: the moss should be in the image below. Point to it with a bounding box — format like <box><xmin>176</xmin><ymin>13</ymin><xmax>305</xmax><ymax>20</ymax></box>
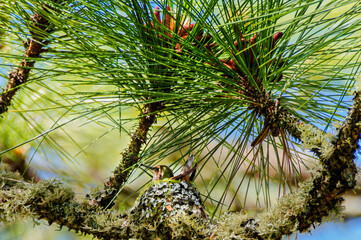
<box><xmin>0</xmin><ymin>174</ymin><xmax>74</xmax><ymax>223</ymax></box>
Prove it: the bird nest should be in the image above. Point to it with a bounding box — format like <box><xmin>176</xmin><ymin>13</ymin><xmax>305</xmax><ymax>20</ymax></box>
<box><xmin>129</xmin><ymin>180</ymin><xmax>207</xmax><ymax>224</ymax></box>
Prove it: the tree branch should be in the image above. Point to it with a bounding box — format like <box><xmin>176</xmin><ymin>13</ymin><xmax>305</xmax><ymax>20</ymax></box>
<box><xmin>0</xmin><ymin>3</ymin><xmax>55</xmax><ymax>115</ymax></box>
<box><xmin>221</xmin><ymin>90</ymin><xmax>360</xmax><ymax>239</ymax></box>
<box><xmin>0</xmin><ymin>168</ymin><xmax>130</xmax><ymax>239</ymax></box>
<box><xmin>0</xmin><ymin>81</ymin><xmax>359</xmax><ymax>240</ymax></box>
<box><xmin>243</xmin><ymin>80</ymin><xmax>326</xmax><ymax>159</ymax></box>
<box><xmin>90</xmin><ymin>101</ymin><xmax>165</xmax><ymax>208</ymax></box>
<box><xmin>207</xmin><ymin>68</ymin><xmax>359</xmax><ymax>238</ymax></box>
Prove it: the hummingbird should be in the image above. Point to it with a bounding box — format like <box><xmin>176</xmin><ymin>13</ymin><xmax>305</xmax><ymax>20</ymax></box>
<box><xmin>141</xmin><ymin>155</ymin><xmax>197</xmax><ymax>182</ymax></box>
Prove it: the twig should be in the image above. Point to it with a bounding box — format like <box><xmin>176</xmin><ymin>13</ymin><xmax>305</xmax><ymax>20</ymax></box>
<box><xmin>90</xmin><ymin>101</ymin><xmax>165</xmax><ymax>208</ymax></box>
<box><xmin>0</xmin><ymin>6</ymin><xmax>54</xmax><ymax>115</ymax></box>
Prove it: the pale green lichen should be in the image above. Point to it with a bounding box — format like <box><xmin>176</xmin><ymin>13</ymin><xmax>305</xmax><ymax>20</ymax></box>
<box><xmin>0</xmin><ymin>164</ymin><xmax>129</xmax><ymax>237</ymax></box>
<box><xmin>168</xmin><ymin>213</ymin><xmax>212</xmax><ymax>239</ymax></box>
<box><xmin>298</xmin><ymin>123</ymin><xmax>335</xmax><ymax>158</ymax></box>
<box><xmin>212</xmin><ymin>212</ymin><xmax>254</xmax><ymax>239</ymax></box>
<box><xmin>0</xmin><ymin>175</ymin><xmax>75</xmax><ymax>223</ymax></box>
<box><xmin>256</xmin><ymin>177</ymin><xmax>343</xmax><ymax>239</ymax></box>
<box><xmin>256</xmin><ymin>179</ymin><xmax>314</xmax><ymax>239</ymax></box>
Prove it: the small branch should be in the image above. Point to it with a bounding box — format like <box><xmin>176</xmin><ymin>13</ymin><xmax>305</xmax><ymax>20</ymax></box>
<box><xmin>0</xmin><ymin>170</ymin><xmax>130</xmax><ymax>239</ymax></box>
<box><xmin>0</xmin><ymin>6</ymin><xmax>54</xmax><ymax>115</ymax></box>
<box><xmin>228</xmin><ymin>91</ymin><xmax>360</xmax><ymax>239</ymax></box>
<box><xmin>245</xmin><ymin>83</ymin><xmax>325</xmax><ymax>159</ymax></box>
<box><xmin>214</xmin><ymin>72</ymin><xmax>359</xmax><ymax>238</ymax></box>
<box><xmin>328</xmin><ymin>91</ymin><xmax>361</xmax><ymax>175</ymax></box>
<box><xmin>1</xmin><ymin>168</ymin><xmax>211</xmax><ymax>239</ymax></box>
<box><xmin>91</xmin><ymin>101</ymin><xmax>165</xmax><ymax>208</ymax></box>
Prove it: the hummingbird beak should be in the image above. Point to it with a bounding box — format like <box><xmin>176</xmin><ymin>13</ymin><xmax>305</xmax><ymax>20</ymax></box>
<box><xmin>140</xmin><ymin>163</ymin><xmax>156</xmax><ymax>170</ymax></box>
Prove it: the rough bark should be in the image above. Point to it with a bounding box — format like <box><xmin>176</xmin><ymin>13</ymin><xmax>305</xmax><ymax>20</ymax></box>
<box><xmin>0</xmin><ymin>3</ymin><xmax>57</xmax><ymax>115</ymax></box>
<box><xmin>90</xmin><ymin>101</ymin><xmax>165</xmax><ymax>208</ymax></box>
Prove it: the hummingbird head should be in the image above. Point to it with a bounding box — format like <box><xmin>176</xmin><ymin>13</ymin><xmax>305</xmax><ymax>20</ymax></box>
<box><xmin>141</xmin><ymin>164</ymin><xmax>174</xmax><ymax>181</ymax></box>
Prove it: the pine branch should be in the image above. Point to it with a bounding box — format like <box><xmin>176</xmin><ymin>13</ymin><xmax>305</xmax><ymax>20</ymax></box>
<box><xmin>0</xmin><ymin>1</ymin><xmax>360</xmax><ymax>239</ymax></box>
<box><xmin>222</xmin><ymin>90</ymin><xmax>361</xmax><ymax>239</ymax></box>
<box><xmin>0</xmin><ymin>167</ymin><xmax>209</xmax><ymax>239</ymax></box>
<box><xmin>90</xmin><ymin>101</ymin><xmax>165</xmax><ymax>208</ymax></box>
<box><xmin>0</xmin><ymin>87</ymin><xmax>358</xmax><ymax>239</ymax></box>
<box><xmin>220</xmin><ymin>63</ymin><xmax>328</xmax><ymax>160</ymax></box>
<box><xmin>209</xmin><ymin>67</ymin><xmax>359</xmax><ymax>238</ymax></box>
<box><xmin>0</xmin><ymin>169</ymin><xmax>130</xmax><ymax>239</ymax></box>
<box><xmin>0</xmin><ymin>3</ymin><xmax>57</xmax><ymax>115</ymax></box>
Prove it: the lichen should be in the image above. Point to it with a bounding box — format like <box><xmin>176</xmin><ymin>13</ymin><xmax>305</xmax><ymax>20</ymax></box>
<box><xmin>168</xmin><ymin>213</ymin><xmax>212</xmax><ymax>239</ymax></box>
<box><xmin>0</xmin><ymin>165</ymin><xmax>131</xmax><ymax>239</ymax></box>
<box><xmin>0</xmin><ymin>170</ymin><xmax>75</xmax><ymax>223</ymax></box>
<box><xmin>298</xmin><ymin>123</ymin><xmax>335</xmax><ymax>158</ymax></box>
<box><xmin>257</xmin><ymin>180</ymin><xmax>312</xmax><ymax>239</ymax></box>
<box><xmin>212</xmin><ymin>212</ymin><xmax>255</xmax><ymax>239</ymax></box>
